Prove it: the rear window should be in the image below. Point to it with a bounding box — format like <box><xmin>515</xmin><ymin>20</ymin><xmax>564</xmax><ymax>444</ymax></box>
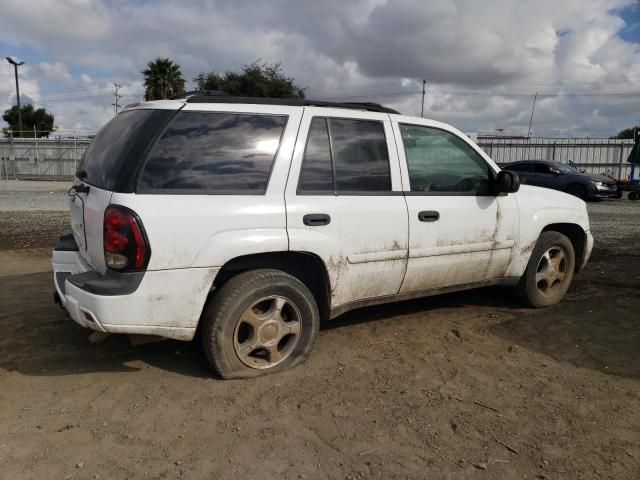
<box><xmin>78</xmin><ymin>109</ymin><xmax>174</xmax><ymax>191</ymax></box>
<box><xmin>138</xmin><ymin>111</ymin><xmax>287</xmax><ymax>193</ymax></box>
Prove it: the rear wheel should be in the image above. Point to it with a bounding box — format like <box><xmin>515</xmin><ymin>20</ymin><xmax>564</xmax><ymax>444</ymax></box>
<box><xmin>565</xmin><ymin>183</ymin><xmax>588</xmax><ymax>201</ymax></box>
<box><xmin>516</xmin><ymin>231</ymin><xmax>575</xmax><ymax>308</ymax></box>
<box><xmin>201</xmin><ymin>269</ymin><xmax>319</xmax><ymax>379</ymax></box>
<box><xmin>629</xmin><ymin>191</ymin><xmax>639</xmax><ymax>201</ymax></box>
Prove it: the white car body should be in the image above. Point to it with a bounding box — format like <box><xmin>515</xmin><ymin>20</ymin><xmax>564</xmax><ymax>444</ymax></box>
<box><xmin>52</xmin><ymin>99</ymin><xmax>593</xmax><ymax>341</ymax></box>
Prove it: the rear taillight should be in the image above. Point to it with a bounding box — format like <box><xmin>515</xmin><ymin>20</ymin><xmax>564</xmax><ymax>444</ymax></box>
<box><xmin>103</xmin><ymin>206</ymin><xmax>150</xmax><ymax>271</ymax></box>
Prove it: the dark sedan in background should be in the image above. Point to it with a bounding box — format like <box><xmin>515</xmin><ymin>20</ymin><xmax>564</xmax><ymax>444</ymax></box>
<box><xmin>502</xmin><ymin>160</ymin><xmax>618</xmax><ymax>200</ymax></box>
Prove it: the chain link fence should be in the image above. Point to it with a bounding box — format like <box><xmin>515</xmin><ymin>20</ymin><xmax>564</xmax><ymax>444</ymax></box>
<box><xmin>1</xmin><ymin>136</ymin><xmax>635</xmax><ymax>181</ymax></box>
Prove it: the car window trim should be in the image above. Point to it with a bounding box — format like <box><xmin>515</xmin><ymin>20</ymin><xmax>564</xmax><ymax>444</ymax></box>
<box><xmin>296</xmin><ymin>115</ymin><xmax>394</xmax><ymax>196</ymax></box>
<box><xmin>398</xmin><ymin>122</ymin><xmax>496</xmax><ymax>197</ymax></box>
<box><xmin>135</xmin><ymin>110</ymin><xmax>289</xmax><ymax>195</ymax></box>
<box><xmin>297</xmin><ymin>190</ymin><xmax>404</xmax><ymax>196</ymax></box>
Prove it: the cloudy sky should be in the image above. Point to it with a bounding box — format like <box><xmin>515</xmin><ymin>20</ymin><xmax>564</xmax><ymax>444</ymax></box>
<box><xmin>1</xmin><ymin>0</ymin><xmax>639</xmax><ymax>137</ymax></box>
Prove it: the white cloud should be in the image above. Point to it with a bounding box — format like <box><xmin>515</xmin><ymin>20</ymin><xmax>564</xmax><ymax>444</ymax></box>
<box><xmin>0</xmin><ymin>0</ymin><xmax>110</xmax><ymax>46</ymax></box>
<box><xmin>29</xmin><ymin>62</ymin><xmax>72</xmax><ymax>83</ymax></box>
<box><xmin>0</xmin><ymin>0</ymin><xmax>638</xmax><ymax>136</ymax></box>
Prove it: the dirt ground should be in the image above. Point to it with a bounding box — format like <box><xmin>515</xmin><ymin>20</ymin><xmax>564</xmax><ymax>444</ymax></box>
<box><xmin>0</xmin><ymin>188</ymin><xmax>639</xmax><ymax>479</ymax></box>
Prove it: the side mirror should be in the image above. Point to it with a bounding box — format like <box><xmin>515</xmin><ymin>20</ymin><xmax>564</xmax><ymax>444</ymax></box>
<box><xmin>495</xmin><ymin>170</ymin><xmax>520</xmax><ymax>194</ymax></box>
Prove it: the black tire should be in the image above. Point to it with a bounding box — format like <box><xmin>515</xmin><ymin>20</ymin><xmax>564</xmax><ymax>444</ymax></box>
<box><xmin>201</xmin><ymin>269</ymin><xmax>319</xmax><ymax>379</ymax></box>
<box><xmin>565</xmin><ymin>183</ymin><xmax>588</xmax><ymax>201</ymax></box>
<box><xmin>516</xmin><ymin>231</ymin><xmax>576</xmax><ymax>308</ymax></box>
<box><xmin>629</xmin><ymin>191</ymin><xmax>639</xmax><ymax>201</ymax></box>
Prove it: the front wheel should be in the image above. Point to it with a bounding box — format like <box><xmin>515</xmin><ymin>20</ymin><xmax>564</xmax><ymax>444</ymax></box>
<box><xmin>565</xmin><ymin>183</ymin><xmax>588</xmax><ymax>201</ymax></box>
<box><xmin>516</xmin><ymin>231</ymin><xmax>576</xmax><ymax>308</ymax></box>
<box><xmin>201</xmin><ymin>269</ymin><xmax>319</xmax><ymax>379</ymax></box>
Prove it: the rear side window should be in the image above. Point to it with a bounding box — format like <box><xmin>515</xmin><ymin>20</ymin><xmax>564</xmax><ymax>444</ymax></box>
<box><xmin>297</xmin><ymin>117</ymin><xmax>391</xmax><ymax>193</ymax></box>
<box><xmin>298</xmin><ymin>118</ymin><xmax>334</xmax><ymax>192</ymax></box>
<box><xmin>506</xmin><ymin>163</ymin><xmax>532</xmax><ymax>172</ymax></box>
<box><xmin>78</xmin><ymin>109</ymin><xmax>174</xmax><ymax>192</ymax></box>
<box><xmin>139</xmin><ymin>112</ymin><xmax>287</xmax><ymax>193</ymax></box>
<box><xmin>534</xmin><ymin>163</ymin><xmax>553</xmax><ymax>174</ymax></box>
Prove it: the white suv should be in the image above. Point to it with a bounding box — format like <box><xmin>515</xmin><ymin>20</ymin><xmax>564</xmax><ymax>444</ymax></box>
<box><xmin>52</xmin><ymin>94</ymin><xmax>593</xmax><ymax>378</ymax></box>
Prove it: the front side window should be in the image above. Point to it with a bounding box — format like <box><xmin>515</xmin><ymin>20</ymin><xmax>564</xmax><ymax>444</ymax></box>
<box><xmin>139</xmin><ymin>111</ymin><xmax>287</xmax><ymax>193</ymax></box>
<box><xmin>400</xmin><ymin>124</ymin><xmax>491</xmax><ymax>194</ymax></box>
<box><xmin>297</xmin><ymin>117</ymin><xmax>391</xmax><ymax>193</ymax></box>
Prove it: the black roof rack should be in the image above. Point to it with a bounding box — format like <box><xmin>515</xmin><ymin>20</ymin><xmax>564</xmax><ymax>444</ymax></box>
<box><xmin>172</xmin><ymin>91</ymin><xmax>399</xmax><ymax>114</ymax></box>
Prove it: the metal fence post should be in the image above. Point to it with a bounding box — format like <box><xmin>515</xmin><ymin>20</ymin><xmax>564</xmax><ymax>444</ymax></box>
<box><xmin>618</xmin><ymin>141</ymin><xmax>624</xmax><ymax>181</ymax></box>
<box><xmin>9</xmin><ymin>133</ymin><xmax>14</xmax><ymax>180</ymax></box>
<box><xmin>35</xmin><ymin>130</ymin><xmax>39</xmax><ymax>178</ymax></box>
<box><xmin>58</xmin><ymin>136</ymin><xmax>62</xmax><ymax>178</ymax></box>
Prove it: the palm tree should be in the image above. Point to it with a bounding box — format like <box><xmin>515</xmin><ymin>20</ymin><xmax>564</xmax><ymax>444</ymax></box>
<box><xmin>142</xmin><ymin>58</ymin><xmax>186</xmax><ymax>101</ymax></box>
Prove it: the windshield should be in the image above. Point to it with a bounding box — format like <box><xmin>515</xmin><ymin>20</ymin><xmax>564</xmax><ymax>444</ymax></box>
<box><xmin>78</xmin><ymin>109</ymin><xmax>174</xmax><ymax>191</ymax></box>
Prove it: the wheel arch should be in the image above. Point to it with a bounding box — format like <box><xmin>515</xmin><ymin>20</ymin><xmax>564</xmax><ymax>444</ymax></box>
<box><xmin>210</xmin><ymin>251</ymin><xmax>331</xmax><ymax>321</ymax></box>
<box><xmin>541</xmin><ymin>222</ymin><xmax>586</xmax><ymax>272</ymax></box>
<box><xmin>565</xmin><ymin>182</ymin><xmax>589</xmax><ymax>199</ymax></box>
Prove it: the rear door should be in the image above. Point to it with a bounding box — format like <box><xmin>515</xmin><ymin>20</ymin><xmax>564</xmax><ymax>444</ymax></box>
<box><xmin>392</xmin><ymin>119</ymin><xmax>518</xmax><ymax>293</ymax></box>
<box><xmin>285</xmin><ymin>108</ymin><xmax>409</xmax><ymax>308</ymax></box>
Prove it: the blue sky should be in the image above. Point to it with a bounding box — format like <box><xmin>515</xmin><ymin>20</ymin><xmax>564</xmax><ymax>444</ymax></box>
<box><xmin>619</xmin><ymin>2</ymin><xmax>640</xmax><ymax>42</ymax></box>
<box><xmin>2</xmin><ymin>0</ymin><xmax>640</xmax><ymax>137</ymax></box>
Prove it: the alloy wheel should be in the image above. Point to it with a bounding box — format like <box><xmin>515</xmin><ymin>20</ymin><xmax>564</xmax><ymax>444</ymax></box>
<box><xmin>233</xmin><ymin>295</ymin><xmax>302</xmax><ymax>369</ymax></box>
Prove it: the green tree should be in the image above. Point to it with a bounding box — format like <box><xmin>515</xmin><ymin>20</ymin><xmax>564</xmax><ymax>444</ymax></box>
<box><xmin>194</xmin><ymin>62</ymin><xmax>305</xmax><ymax>99</ymax></box>
<box><xmin>142</xmin><ymin>58</ymin><xmax>186</xmax><ymax>101</ymax></box>
<box><xmin>611</xmin><ymin>126</ymin><xmax>640</xmax><ymax>139</ymax></box>
<box><xmin>2</xmin><ymin>104</ymin><xmax>55</xmax><ymax>138</ymax></box>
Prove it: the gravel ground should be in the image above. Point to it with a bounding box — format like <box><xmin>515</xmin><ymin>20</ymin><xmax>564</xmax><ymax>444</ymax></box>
<box><xmin>0</xmin><ymin>186</ymin><xmax>639</xmax><ymax>480</ymax></box>
<box><xmin>587</xmin><ymin>201</ymin><xmax>640</xmax><ymax>257</ymax></box>
<box><xmin>0</xmin><ymin>180</ymin><xmax>71</xmax><ymax>212</ymax></box>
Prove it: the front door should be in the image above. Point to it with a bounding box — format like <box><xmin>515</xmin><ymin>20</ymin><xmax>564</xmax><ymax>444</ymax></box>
<box><xmin>285</xmin><ymin>108</ymin><xmax>409</xmax><ymax>307</ymax></box>
<box><xmin>391</xmin><ymin>120</ymin><xmax>518</xmax><ymax>293</ymax></box>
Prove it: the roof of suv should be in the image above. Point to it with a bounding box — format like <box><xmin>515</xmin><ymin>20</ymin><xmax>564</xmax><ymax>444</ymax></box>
<box><xmin>174</xmin><ymin>91</ymin><xmax>400</xmax><ymax>114</ymax></box>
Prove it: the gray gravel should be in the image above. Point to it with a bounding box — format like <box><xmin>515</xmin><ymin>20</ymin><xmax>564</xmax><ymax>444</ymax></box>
<box><xmin>0</xmin><ymin>190</ymin><xmax>70</xmax><ymax>212</ymax></box>
<box><xmin>587</xmin><ymin>201</ymin><xmax>640</xmax><ymax>257</ymax></box>
<box><xmin>0</xmin><ymin>180</ymin><xmax>71</xmax><ymax>212</ymax></box>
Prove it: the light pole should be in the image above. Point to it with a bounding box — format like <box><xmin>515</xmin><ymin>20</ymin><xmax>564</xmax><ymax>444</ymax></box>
<box><xmin>6</xmin><ymin>57</ymin><xmax>25</xmax><ymax>137</ymax></box>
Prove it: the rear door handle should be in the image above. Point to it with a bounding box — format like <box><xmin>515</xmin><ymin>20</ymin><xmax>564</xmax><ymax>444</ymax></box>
<box><xmin>418</xmin><ymin>210</ymin><xmax>439</xmax><ymax>222</ymax></box>
<box><xmin>303</xmin><ymin>213</ymin><xmax>331</xmax><ymax>226</ymax></box>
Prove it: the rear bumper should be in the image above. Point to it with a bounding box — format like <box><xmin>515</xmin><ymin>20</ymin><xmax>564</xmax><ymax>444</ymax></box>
<box><xmin>52</xmin><ymin>235</ymin><xmax>217</xmax><ymax>341</ymax></box>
